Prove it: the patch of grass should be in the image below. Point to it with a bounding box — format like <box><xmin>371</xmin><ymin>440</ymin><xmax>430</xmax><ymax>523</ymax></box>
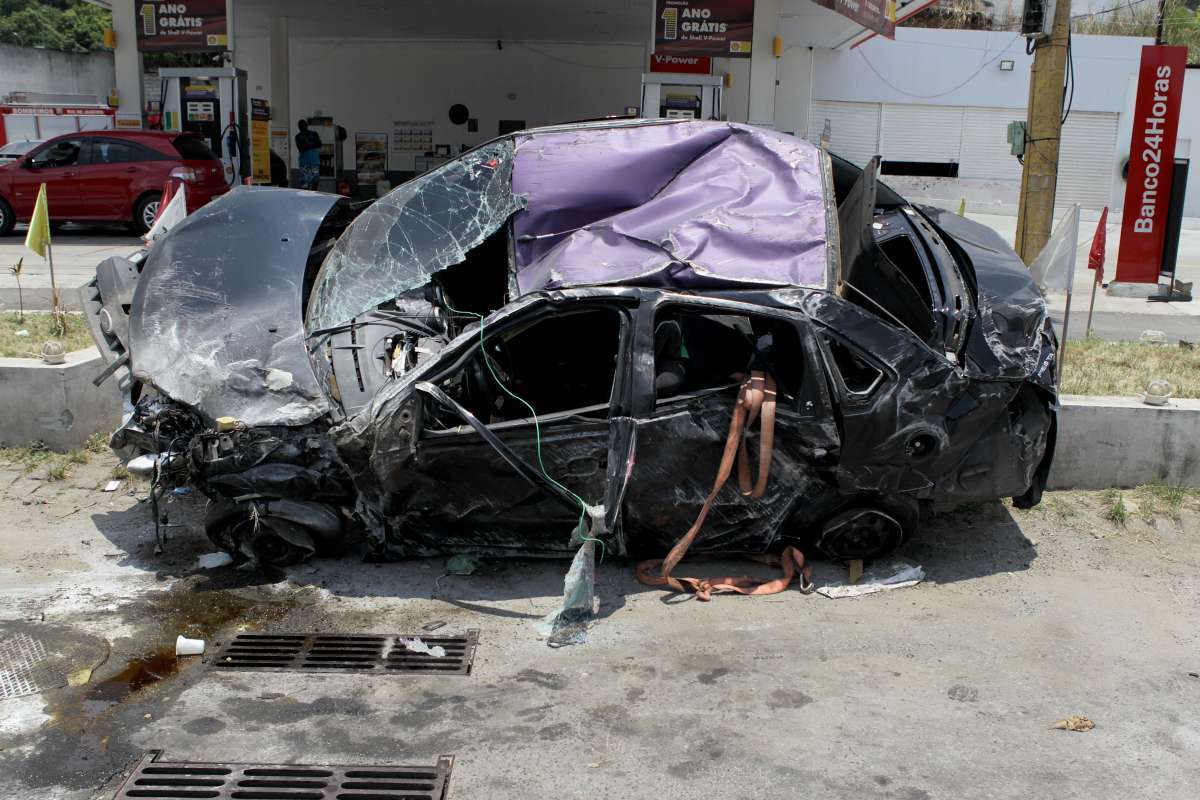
<box><xmin>1101</xmin><ymin>490</ymin><xmax>1129</xmax><ymax>526</ymax></box>
<box><xmin>1060</xmin><ymin>338</ymin><xmax>1200</xmax><ymax>399</ymax></box>
<box><xmin>0</xmin><ymin>311</ymin><xmax>95</xmax><ymax>358</ymax></box>
<box><xmin>1042</xmin><ymin>495</ymin><xmax>1077</xmax><ymax>519</ymax></box>
<box><xmin>44</xmin><ymin>460</ymin><xmax>70</xmax><ymax>482</ymax></box>
<box><xmin>84</xmin><ymin>431</ymin><xmax>110</xmax><ymax>454</ymax></box>
<box><xmin>0</xmin><ymin>440</ymin><xmax>55</xmax><ymax>471</ymax></box>
<box><xmin>111</xmin><ymin>464</ymin><xmax>129</xmax><ymax>480</ymax></box>
<box><xmin>67</xmin><ymin>449</ymin><xmax>89</xmax><ymax>465</ymax></box>
<box><xmin>1133</xmin><ymin>483</ymin><xmax>1187</xmax><ymax>521</ymax></box>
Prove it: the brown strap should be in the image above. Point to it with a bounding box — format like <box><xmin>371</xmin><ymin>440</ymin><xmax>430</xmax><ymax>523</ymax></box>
<box><xmin>636</xmin><ymin>371</ymin><xmax>813</xmax><ymax>601</ymax></box>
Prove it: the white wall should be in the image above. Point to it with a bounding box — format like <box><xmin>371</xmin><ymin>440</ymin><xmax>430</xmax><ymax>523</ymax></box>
<box><xmin>1113</xmin><ymin>67</ymin><xmax>1200</xmax><ymax>219</ymax></box>
<box><xmin>812</xmin><ymin>29</ymin><xmax>1151</xmax><ymax>113</ymax></box>
<box><xmin>1177</xmin><ymin>71</ymin><xmax>1200</xmax><ymax>219</ymax></box>
<box><xmin>235</xmin><ymin>33</ymin><xmax>644</xmax><ymax>172</ymax></box>
<box><xmin>0</xmin><ymin>43</ymin><xmax>115</xmax><ymax>102</ymax></box>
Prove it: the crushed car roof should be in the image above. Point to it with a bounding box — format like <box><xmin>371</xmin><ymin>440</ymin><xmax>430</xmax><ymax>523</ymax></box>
<box><xmin>307</xmin><ymin>119</ymin><xmax>836</xmax><ymax>331</ymax></box>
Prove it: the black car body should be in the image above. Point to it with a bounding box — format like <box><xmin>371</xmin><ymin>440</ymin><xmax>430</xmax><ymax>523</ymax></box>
<box><xmin>83</xmin><ymin>119</ymin><xmax>1057</xmax><ymax>569</ymax></box>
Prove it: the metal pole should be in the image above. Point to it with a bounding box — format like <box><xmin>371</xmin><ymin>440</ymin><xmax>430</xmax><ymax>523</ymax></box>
<box><xmin>1085</xmin><ymin>271</ymin><xmax>1099</xmax><ymax>338</ymax></box>
<box><xmin>46</xmin><ymin>240</ymin><xmax>59</xmax><ymax>313</ymax></box>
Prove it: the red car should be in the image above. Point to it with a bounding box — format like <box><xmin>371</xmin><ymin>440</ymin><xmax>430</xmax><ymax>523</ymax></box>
<box><xmin>0</xmin><ymin>129</ymin><xmax>230</xmax><ymax>236</ymax></box>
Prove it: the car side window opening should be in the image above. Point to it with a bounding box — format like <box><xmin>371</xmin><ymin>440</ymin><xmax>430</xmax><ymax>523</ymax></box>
<box><xmin>172</xmin><ymin>136</ymin><xmax>218</xmax><ymax>161</ymax></box>
<box><xmin>427</xmin><ymin>306</ymin><xmax>622</xmax><ymax>431</ymax></box>
<box><xmin>653</xmin><ymin>307</ymin><xmax>803</xmax><ymax>406</ymax></box>
<box><xmin>820</xmin><ymin>332</ymin><xmax>885</xmax><ymax>397</ymax></box>
<box><xmin>90</xmin><ymin>140</ymin><xmax>140</xmax><ymax>165</ymax></box>
<box><xmin>29</xmin><ymin>139</ymin><xmax>82</xmax><ymax>168</ymax></box>
<box><xmin>878</xmin><ymin>234</ymin><xmax>934</xmax><ymax>311</ymax></box>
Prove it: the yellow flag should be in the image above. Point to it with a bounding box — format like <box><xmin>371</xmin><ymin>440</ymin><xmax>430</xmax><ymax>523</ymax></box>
<box><xmin>24</xmin><ymin>183</ymin><xmax>50</xmax><ymax>257</ymax></box>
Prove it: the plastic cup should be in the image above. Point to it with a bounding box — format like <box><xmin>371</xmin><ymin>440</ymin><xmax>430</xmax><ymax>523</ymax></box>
<box><xmin>176</xmin><ymin>635</ymin><xmax>206</xmax><ymax>656</ymax></box>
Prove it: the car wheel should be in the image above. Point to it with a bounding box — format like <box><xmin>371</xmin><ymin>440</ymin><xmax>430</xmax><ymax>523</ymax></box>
<box><xmin>204</xmin><ymin>498</ymin><xmax>344</xmax><ymax>569</ymax></box>
<box><xmin>814</xmin><ymin>507</ymin><xmax>906</xmax><ymax>561</ymax></box>
<box><xmin>0</xmin><ymin>197</ymin><xmax>14</xmax><ymax>236</ymax></box>
<box><xmin>133</xmin><ymin>193</ymin><xmax>160</xmax><ymax>234</ymax></box>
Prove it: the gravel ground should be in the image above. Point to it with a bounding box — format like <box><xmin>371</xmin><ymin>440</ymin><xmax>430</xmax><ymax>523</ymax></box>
<box><xmin>0</xmin><ymin>454</ymin><xmax>1197</xmax><ymax>800</ymax></box>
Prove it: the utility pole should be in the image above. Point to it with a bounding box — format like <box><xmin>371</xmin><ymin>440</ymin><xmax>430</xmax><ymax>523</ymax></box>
<box><xmin>1014</xmin><ymin>0</ymin><xmax>1073</xmax><ymax>265</ymax></box>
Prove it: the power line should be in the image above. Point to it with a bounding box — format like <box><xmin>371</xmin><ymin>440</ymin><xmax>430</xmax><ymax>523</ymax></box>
<box><xmin>1071</xmin><ymin>0</ymin><xmax>1152</xmax><ymax>20</ymax></box>
<box><xmin>855</xmin><ymin>33</ymin><xmax>1022</xmax><ymax>100</ymax></box>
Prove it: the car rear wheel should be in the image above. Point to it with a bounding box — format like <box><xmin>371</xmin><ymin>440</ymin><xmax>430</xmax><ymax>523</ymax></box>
<box><xmin>0</xmin><ymin>197</ymin><xmax>14</xmax><ymax>236</ymax></box>
<box><xmin>133</xmin><ymin>193</ymin><xmax>160</xmax><ymax>234</ymax></box>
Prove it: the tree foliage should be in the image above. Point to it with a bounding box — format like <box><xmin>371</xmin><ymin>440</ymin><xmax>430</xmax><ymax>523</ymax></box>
<box><xmin>902</xmin><ymin>0</ymin><xmax>1200</xmax><ymax>64</ymax></box>
<box><xmin>0</xmin><ymin>0</ymin><xmax>111</xmax><ymax>53</ymax></box>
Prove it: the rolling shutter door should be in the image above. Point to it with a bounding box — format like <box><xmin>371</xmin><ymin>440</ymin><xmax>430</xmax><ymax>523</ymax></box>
<box><xmin>880</xmin><ymin>104</ymin><xmax>964</xmax><ymax>163</ymax></box>
<box><xmin>808</xmin><ymin>100</ymin><xmax>880</xmax><ymax>167</ymax></box>
<box><xmin>960</xmin><ymin>107</ymin><xmax>1024</xmax><ymax>181</ymax></box>
<box><xmin>1058</xmin><ymin>111</ymin><xmax>1119</xmax><ymax>210</ymax></box>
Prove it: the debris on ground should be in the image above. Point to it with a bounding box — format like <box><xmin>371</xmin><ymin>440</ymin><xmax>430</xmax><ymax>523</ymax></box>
<box><xmin>446</xmin><ymin>554</ymin><xmax>481</xmax><ymax>575</ymax></box>
<box><xmin>195</xmin><ymin>551</ymin><xmax>234</xmax><ymax>570</ymax></box>
<box><xmin>1050</xmin><ymin>715</ymin><xmax>1095</xmax><ymax>732</ymax></box>
<box><xmin>539</xmin><ymin>536</ymin><xmax>599</xmax><ymax>647</ymax></box>
<box><xmin>398</xmin><ymin>637</ymin><xmax>446</xmax><ymax>658</ymax></box>
<box><xmin>814</xmin><ymin>559</ymin><xmax>925</xmax><ymax>599</ymax></box>
<box><xmin>174</xmin><ymin>635</ymin><xmax>205</xmax><ymax>656</ymax></box>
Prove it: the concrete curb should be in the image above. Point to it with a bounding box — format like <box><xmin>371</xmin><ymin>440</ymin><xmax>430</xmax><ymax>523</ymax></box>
<box><xmin>1049</xmin><ymin>395</ymin><xmax>1200</xmax><ymax>490</ymax></box>
<box><xmin>0</xmin><ymin>361</ymin><xmax>1193</xmax><ymax>489</ymax></box>
<box><xmin>0</xmin><ymin>347</ymin><xmax>123</xmax><ymax>452</ymax></box>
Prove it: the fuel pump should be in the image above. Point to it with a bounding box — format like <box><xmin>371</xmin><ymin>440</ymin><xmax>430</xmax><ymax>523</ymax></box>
<box><xmin>640</xmin><ymin>72</ymin><xmax>723</xmax><ymax>120</ymax></box>
<box><xmin>159</xmin><ymin>67</ymin><xmax>250</xmax><ymax>186</ymax></box>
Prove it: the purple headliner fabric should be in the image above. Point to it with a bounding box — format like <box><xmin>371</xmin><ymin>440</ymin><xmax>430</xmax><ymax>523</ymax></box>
<box><xmin>511</xmin><ymin>120</ymin><xmax>831</xmax><ymax>295</ymax></box>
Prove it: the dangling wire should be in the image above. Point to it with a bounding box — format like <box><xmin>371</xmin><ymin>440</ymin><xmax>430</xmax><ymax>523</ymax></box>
<box><xmin>441</xmin><ymin>300</ymin><xmax>606</xmax><ymax>562</ymax></box>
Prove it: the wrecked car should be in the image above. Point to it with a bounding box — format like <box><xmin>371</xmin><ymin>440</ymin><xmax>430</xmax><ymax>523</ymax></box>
<box><xmin>83</xmin><ymin>118</ymin><xmax>1057</xmax><ymax>572</ymax></box>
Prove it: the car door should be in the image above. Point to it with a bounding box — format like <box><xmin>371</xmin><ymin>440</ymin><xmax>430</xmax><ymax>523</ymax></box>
<box><xmin>76</xmin><ymin>138</ymin><xmax>146</xmax><ymax>219</ymax></box>
<box><xmin>395</xmin><ymin>300</ymin><xmax>632</xmax><ymax>555</ymax></box>
<box><xmin>8</xmin><ymin>137</ymin><xmax>85</xmax><ymax>218</ymax></box>
<box><xmin>620</xmin><ymin>296</ymin><xmax>841</xmax><ymax>556</ymax></box>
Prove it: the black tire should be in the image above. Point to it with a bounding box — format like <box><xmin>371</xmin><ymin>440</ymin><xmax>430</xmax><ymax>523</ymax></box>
<box><xmin>0</xmin><ymin>197</ymin><xmax>15</xmax><ymax>236</ymax></box>
<box><xmin>132</xmin><ymin>193</ymin><xmax>160</xmax><ymax>235</ymax></box>
<box><xmin>810</xmin><ymin>495</ymin><xmax>921</xmax><ymax>561</ymax></box>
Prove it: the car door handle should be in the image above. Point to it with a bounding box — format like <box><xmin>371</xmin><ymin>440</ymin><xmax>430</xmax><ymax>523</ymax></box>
<box><xmin>123</xmin><ymin>167</ymin><xmax>138</xmax><ymax>173</ymax></box>
<box><xmin>62</xmin><ymin>171</ymin><xmax>77</xmax><ymax>177</ymax></box>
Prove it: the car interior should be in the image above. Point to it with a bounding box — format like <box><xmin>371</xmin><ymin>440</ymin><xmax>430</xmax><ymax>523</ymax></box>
<box><xmin>426</xmin><ymin>306</ymin><xmax>623</xmax><ymax>431</ymax></box>
<box><xmin>653</xmin><ymin>307</ymin><xmax>804</xmax><ymax>407</ymax></box>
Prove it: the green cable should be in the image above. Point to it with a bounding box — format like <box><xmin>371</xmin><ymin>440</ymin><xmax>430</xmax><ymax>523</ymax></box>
<box><xmin>442</xmin><ymin>301</ymin><xmax>606</xmax><ymax>562</ymax></box>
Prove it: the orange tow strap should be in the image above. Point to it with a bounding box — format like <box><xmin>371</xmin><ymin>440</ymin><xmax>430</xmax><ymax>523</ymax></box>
<box><xmin>636</xmin><ymin>371</ymin><xmax>814</xmax><ymax>600</ymax></box>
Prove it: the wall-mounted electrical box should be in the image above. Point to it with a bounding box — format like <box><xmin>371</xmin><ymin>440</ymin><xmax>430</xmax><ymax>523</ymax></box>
<box><xmin>1021</xmin><ymin>0</ymin><xmax>1056</xmax><ymax>38</ymax></box>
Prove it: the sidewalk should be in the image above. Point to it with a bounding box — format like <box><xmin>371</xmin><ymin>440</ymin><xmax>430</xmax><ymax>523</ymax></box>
<box><xmin>969</xmin><ymin>211</ymin><xmax>1200</xmax><ymax>322</ymax></box>
<box><xmin>0</xmin><ymin>225</ymin><xmax>143</xmax><ymax>311</ymax></box>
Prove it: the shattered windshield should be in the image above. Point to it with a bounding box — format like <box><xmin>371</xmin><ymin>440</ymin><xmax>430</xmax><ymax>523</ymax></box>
<box><xmin>306</xmin><ymin>140</ymin><xmax>525</xmax><ymax>332</ymax></box>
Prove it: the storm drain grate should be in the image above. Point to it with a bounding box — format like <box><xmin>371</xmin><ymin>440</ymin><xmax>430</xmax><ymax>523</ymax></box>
<box><xmin>0</xmin><ymin>631</ymin><xmax>65</xmax><ymax>699</ymax></box>
<box><xmin>113</xmin><ymin>751</ymin><xmax>454</xmax><ymax>799</ymax></box>
<box><xmin>209</xmin><ymin>631</ymin><xmax>479</xmax><ymax>675</ymax></box>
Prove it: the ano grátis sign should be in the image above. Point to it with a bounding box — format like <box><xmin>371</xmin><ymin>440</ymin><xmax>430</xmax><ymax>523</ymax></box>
<box><xmin>136</xmin><ymin>1</ymin><xmax>228</xmax><ymax>52</ymax></box>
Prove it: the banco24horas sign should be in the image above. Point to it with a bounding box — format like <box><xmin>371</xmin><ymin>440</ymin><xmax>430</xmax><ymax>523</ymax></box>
<box><xmin>655</xmin><ymin>0</ymin><xmax>754</xmax><ymax>58</ymax></box>
<box><xmin>137</xmin><ymin>1</ymin><xmax>228</xmax><ymax>52</ymax></box>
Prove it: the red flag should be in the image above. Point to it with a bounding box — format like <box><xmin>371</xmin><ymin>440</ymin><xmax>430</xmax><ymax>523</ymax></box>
<box><xmin>1088</xmin><ymin>206</ymin><xmax>1109</xmax><ymax>285</ymax></box>
<box><xmin>152</xmin><ymin>179</ymin><xmax>176</xmax><ymax>227</ymax></box>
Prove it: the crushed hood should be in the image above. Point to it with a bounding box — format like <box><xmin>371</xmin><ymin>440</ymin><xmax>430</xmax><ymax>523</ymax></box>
<box><xmin>129</xmin><ymin>187</ymin><xmax>341</xmax><ymax>427</ymax></box>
